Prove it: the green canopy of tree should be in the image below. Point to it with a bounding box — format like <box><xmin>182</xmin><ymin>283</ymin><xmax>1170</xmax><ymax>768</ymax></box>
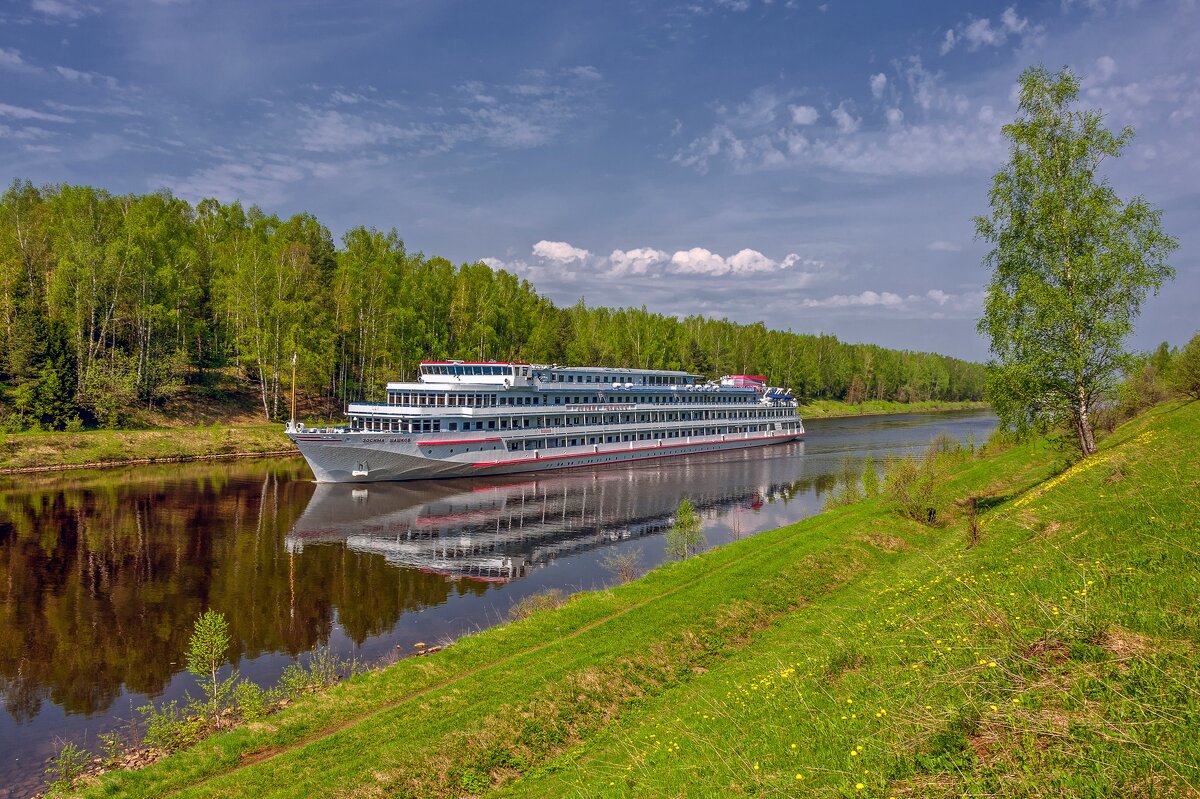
<box><xmin>0</xmin><ymin>180</ymin><xmax>987</xmax><ymax>429</ymax></box>
<box><xmin>975</xmin><ymin>66</ymin><xmax>1177</xmax><ymax>456</ymax></box>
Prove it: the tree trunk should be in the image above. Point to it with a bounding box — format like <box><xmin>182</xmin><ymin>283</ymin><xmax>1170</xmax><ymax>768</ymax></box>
<box><xmin>1077</xmin><ymin>385</ymin><xmax>1096</xmax><ymax>456</ymax></box>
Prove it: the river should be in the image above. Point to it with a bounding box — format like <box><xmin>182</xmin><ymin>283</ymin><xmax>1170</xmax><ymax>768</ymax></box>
<box><xmin>0</xmin><ymin>410</ymin><xmax>995</xmax><ymax>796</ymax></box>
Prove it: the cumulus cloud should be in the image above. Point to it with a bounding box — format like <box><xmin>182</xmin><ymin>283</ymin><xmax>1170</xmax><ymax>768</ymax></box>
<box><xmin>609</xmin><ymin>247</ymin><xmax>669</xmax><ymax>275</ymax></box>
<box><xmin>789</xmin><ymin>104</ymin><xmax>819</xmax><ymax>125</ymax></box>
<box><xmin>870</xmin><ymin>73</ymin><xmax>888</xmax><ymax>99</ymax></box>
<box><xmin>504</xmin><ymin>242</ymin><xmax>822</xmax><ymax>280</ymax></box>
<box><xmin>533</xmin><ymin>240</ymin><xmax>591</xmax><ymax>263</ymax></box>
<box><xmin>670</xmin><ymin>247</ymin><xmax>728</xmax><ymax>275</ymax></box>
<box><xmin>831</xmin><ymin>103</ymin><xmax>860</xmax><ymax>134</ymax></box>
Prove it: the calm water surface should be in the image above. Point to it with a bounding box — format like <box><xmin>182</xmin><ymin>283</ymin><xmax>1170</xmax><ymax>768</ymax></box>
<box><xmin>0</xmin><ymin>410</ymin><xmax>995</xmax><ymax>795</ymax></box>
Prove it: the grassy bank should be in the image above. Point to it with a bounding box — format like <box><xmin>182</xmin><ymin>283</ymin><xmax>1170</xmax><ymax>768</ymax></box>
<box><xmin>800</xmin><ymin>398</ymin><xmax>991</xmax><ymax>418</ymax></box>
<box><xmin>0</xmin><ymin>424</ymin><xmax>293</xmax><ymax>473</ymax></box>
<box><xmin>62</xmin><ymin>401</ymin><xmax>1198</xmax><ymax>798</ymax></box>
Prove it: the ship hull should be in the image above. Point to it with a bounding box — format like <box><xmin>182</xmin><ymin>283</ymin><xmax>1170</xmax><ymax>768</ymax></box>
<box><xmin>288</xmin><ymin>430</ymin><xmax>802</xmax><ymax>483</ymax></box>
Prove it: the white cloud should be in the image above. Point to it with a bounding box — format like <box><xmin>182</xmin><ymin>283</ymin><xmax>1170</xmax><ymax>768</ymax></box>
<box><xmin>55</xmin><ymin>65</ymin><xmax>119</xmax><ymax>89</ymax></box>
<box><xmin>1093</xmin><ymin>55</ymin><xmax>1118</xmax><ymax>83</ymax></box>
<box><xmin>533</xmin><ymin>240</ymin><xmax>590</xmax><ymax>263</ymax></box>
<box><xmin>168</xmin><ymin>159</ymin><xmax>307</xmax><ymax>206</ymax></box>
<box><xmin>610</xmin><ymin>247</ymin><xmax>669</xmax><ymax>275</ymax></box>
<box><xmin>570</xmin><ymin>65</ymin><xmax>603</xmax><ymax>81</ymax></box>
<box><xmin>670</xmin><ymin>247</ymin><xmax>728</xmax><ymax>275</ymax></box>
<box><xmin>31</xmin><ymin>0</ymin><xmax>94</xmax><ymax>20</ymax></box>
<box><xmin>941</xmin><ymin>7</ymin><xmax>1039</xmax><ymax>54</ymax></box>
<box><xmin>926</xmin><ymin>289</ymin><xmax>951</xmax><ymax>305</ymax></box>
<box><xmin>885</xmin><ymin>107</ymin><xmax>904</xmax><ymax>127</ymax></box>
<box><xmin>297</xmin><ymin>109</ymin><xmax>412</xmax><ymax>152</ymax></box>
<box><xmin>734</xmin><ymin>88</ymin><xmax>783</xmax><ymax>128</ymax></box>
<box><xmin>831</xmin><ymin>103</ymin><xmax>860</xmax><ymax>134</ymax></box>
<box><xmin>802</xmin><ymin>290</ymin><xmax>904</xmax><ymax>308</ymax></box>
<box><xmin>870</xmin><ymin>73</ymin><xmax>888</xmax><ymax>99</ymax></box>
<box><xmin>789</xmin><ymin>104</ymin><xmax>819</xmax><ymax>125</ymax></box>
<box><xmin>927</xmin><ymin>240</ymin><xmax>961</xmax><ymax>252</ymax></box>
<box><xmin>0</xmin><ymin>48</ymin><xmax>40</xmax><ymax>74</ymax></box>
<box><xmin>0</xmin><ymin>102</ymin><xmax>72</xmax><ymax>123</ymax></box>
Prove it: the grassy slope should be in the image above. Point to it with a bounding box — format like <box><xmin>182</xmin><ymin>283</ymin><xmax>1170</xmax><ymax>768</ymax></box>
<box><xmin>70</xmin><ymin>402</ymin><xmax>1198</xmax><ymax>798</ymax></box>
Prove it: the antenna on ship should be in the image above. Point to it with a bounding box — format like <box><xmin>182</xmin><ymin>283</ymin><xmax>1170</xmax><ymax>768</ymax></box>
<box><xmin>288</xmin><ymin>351</ymin><xmax>298</xmax><ymax>433</ymax></box>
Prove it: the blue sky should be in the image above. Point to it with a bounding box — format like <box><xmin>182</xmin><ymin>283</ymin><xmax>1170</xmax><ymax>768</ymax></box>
<box><xmin>2</xmin><ymin>0</ymin><xmax>1196</xmax><ymax>360</ymax></box>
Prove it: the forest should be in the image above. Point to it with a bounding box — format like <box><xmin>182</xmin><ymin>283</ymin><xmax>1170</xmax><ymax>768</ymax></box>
<box><xmin>0</xmin><ymin>180</ymin><xmax>985</xmax><ymax>430</ymax></box>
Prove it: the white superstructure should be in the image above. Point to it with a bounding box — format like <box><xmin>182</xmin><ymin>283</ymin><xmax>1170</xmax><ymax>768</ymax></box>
<box><xmin>285</xmin><ymin>361</ymin><xmax>803</xmax><ymax>482</ymax></box>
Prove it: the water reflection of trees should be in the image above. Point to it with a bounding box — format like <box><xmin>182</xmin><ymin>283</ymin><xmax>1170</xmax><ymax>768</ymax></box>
<box><xmin>0</xmin><ymin>460</ymin><xmax>462</xmax><ymax>721</ymax></box>
<box><xmin>0</xmin><ymin>443</ymin><xmax>842</xmax><ymax>723</ymax></box>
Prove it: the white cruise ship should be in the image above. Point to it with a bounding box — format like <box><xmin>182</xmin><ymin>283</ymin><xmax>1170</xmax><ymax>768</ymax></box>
<box><xmin>285</xmin><ymin>361</ymin><xmax>803</xmax><ymax>482</ymax></box>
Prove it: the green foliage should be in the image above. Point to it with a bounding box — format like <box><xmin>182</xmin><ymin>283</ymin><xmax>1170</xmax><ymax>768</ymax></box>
<box><xmin>665</xmin><ymin>497</ymin><xmax>704</xmax><ymax>559</ymax></box>
<box><xmin>138</xmin><ymin>700</ymin><xmax>205</xmax><ymax>752</ymax></box>
<box><xmin>884</xmin><ymin>452</ymin><xmax>945</xmax><ymax>525</ymax></box>
<box><xmin>0</xmin><ymin>181</ymin><xmax>986</xmax><ymax>430</ymax></box>
<box><xmin>185</xmin><ymin>609</ymin><xmax>235</xmax><ymax>725</ymax></box>
<box><xmin>1169</xmin><ymin>332</ymin><xmax>1200</xmax><ymax>399</ymax></box>
<box><xmin>975</xmin><ymin>66</ymin><xmax>1178</xmax><ymax>457</ymax></box>
<box><xmin>861</xmin><ymin>454</ymin><xmax>879</xmax><ymax>498</ymax></box>
<box><xmin>98</xmin><ymin>731</ymin><xmax>125</xmax><ymax>766</ymax></box>
<box><xmin>45</xmin><ymin>740</ymin><xmax>90</xmax><ymax>792</ymax></box>
<box><xmin>232</xmin><ymin>679</ymin><xmax>268</xmax><ymax>722</ymax></box>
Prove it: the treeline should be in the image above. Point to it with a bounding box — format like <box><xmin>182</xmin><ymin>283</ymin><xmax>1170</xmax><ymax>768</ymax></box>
<box><xmin>0</xmin><ymin>180</ymin><xmax>985</xmax><ymax>430</ymax></box>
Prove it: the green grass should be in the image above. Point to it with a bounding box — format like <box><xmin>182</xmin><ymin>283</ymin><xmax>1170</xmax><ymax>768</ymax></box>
<box><xmin>0</xmin><ymin>424</ymin><xmax>292</xmax><ymax>472</ymax></box>
<box><xmin>800</xmin><ymin>398</ymin><xmax>991</xmax><ymax>418</ymax></box>
<box><xmin>65</xmin><ymin>401</ymin><xmax>1199</xmax><ymax>798</ymax></box>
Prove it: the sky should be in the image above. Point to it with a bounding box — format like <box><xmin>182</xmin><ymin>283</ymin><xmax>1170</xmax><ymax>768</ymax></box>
<box><xmin>1</xmin><ymin>0</ymin><xmax>1196</xmax><ymax>361</ymax></box>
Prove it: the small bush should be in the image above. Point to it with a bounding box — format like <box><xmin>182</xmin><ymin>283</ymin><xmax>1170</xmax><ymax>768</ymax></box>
<box><xmin>233</xmin><ymin>680</ymin><xmax>268</xmax><ymax>721</ymax></box>
<box><xmin>98</xmin><ymin>730</ymin><xmax>125</xmax><ymax>766</ymax></box>
<box><xmin>601</xmin><ymin>549</ymin><xmax>643</xmax><ymax>585</ymax></box>
<box><xmin>884</xmin><ymin>451</ymin><xmax>944</xmax><ymax>525</ymax></box>
<box><xmin>508</xmin><ymin>589</ymin><xmax>567</xmax><ymax>621</ymax></box>
<box><xmin>45</xmin><ymin>741</ymin><xmax>90</xmax><ymax>792</ymax></box>
<box><xmin>138</xmin><ymin>700</ymin><xmax>205</xmax><ymax>752</ymax></box>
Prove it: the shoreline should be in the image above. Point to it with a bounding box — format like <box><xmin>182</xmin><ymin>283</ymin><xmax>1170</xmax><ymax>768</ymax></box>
<box><xmin>64</xmin><ymin>402</ymin><xmax>1192</xmax><ymax>799</ymax></box>
<box><xmin>1</xmin><ymin>401</ymin><xmax>990</xmax><ymax>476</ymax></box>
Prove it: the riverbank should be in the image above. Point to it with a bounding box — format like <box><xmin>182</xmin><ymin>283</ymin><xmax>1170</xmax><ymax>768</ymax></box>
<box><xmin>799</xmin><ymin>398</ymin><xmax>990</xmax><ymax>417</ymax></box>
<box><xmin>1</xmin><ymin>401</ymin><xmax>988</xmax><ymax>474</ymax></box>
<box><xmin>0</xmin><ymin>425</ymin><xmax>292</xmax><ymax>474</ymax></box>
<box><xmin>59</xmin><ymin>400</ymin><xmax>1198</xmax><ymax>797</ymax></box>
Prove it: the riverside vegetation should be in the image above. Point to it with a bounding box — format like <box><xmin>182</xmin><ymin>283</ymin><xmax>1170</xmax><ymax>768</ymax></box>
<box><xmin>44</xmin><ymin>396</ymin><xmax>1200</xmax><ymax>797</ymax></box>
<box><xmin>0</xmin><ymin>180</ymin><xmax>986</xmax><ymax>437</ymax></box>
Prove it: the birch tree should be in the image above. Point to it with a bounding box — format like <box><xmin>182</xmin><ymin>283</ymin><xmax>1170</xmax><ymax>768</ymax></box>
<box><xmin>975</xmin><ymin>66</ymin><xmax>1177</xmax><ymax>456</ymax></box>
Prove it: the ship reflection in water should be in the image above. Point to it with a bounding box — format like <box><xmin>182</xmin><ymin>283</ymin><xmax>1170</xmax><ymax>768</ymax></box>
<box><xmin>286</xmin><ymin>443</ymin><xmax>807</xmax><ymax>586</ymax></box>
<box><xmin>0</xmin><ymin>410</ymin><xmax>997</xmax><ymax>795</ymax></box>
